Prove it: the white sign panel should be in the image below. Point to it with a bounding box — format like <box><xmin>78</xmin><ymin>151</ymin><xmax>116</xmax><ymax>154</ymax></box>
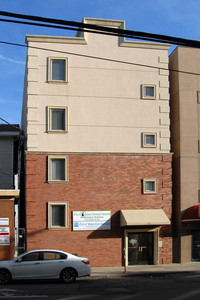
<box><xmin>0</xmin><ymin>227</ymin><xmax>10</xmax><ymax>245</ymax></box>
<box><xmin>0</xmin><ymin>218</ymin><xmax>9</xmax><ymax>225</ymax></box>
<box><xmin>73</xmin><ymin>211</ymin><xmax>111</xmax><ymax>231</ymax></box>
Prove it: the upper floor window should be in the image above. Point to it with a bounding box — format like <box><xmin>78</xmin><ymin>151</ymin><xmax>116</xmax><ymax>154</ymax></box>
<box><xmin>142</xmin><ymin>84</ymin><xmax>156</xmax><ymax>99</ymax></box>
<box><xmin>48</xmin><ymin>57</ymin><xmax>68</xmax><ymax>82</ymax></box>
<box><xmin>143</xmin><ymin>179</ymin><xmax>157</xmax><ymax>194</ymax></box>
<box><xmin>48</xmin><ymin>156</ymin><xmax>68</xmax><ymax>182</ymax></box>
<box><xmin>143</xmin><ymin>133</ymin><xmax>157</xmax><ymax>148</ymax></box>
<box><xmin>47</xmin><ymin>107</ymin><xmax>68</xmax><ymax>132</ymax></box>
<box><xmin>47</xmin><ymin>202</ymin><xmax>68</xmax><ymax>229</ymax></box>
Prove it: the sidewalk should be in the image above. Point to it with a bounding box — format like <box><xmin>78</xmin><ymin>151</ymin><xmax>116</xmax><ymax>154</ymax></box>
<box><xmin>91</xmin><ymin>262</ymin><xmax>200</xmax><ymax>279</ymax></box>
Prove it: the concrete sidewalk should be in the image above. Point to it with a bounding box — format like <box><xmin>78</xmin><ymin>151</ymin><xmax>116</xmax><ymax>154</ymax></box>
<box><xmin>91</xmin><ymin>262</ymin><xmax>200</xmax><ymax>279</ymax></box>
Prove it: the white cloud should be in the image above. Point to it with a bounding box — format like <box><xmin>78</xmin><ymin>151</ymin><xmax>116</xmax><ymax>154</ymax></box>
<box><xmin>0</xmin><ymin>54</ymin><xmax>25</xmax><ymax>65</ymax></box>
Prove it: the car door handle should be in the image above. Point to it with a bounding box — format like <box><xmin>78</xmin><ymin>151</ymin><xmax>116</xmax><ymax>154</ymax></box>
<box><xmin>59</xmin><ymin>261</ymin><xmax>64</xmax><ymax>263</ymax></box>
<box><xmin>34</xmin><ymin>262</ymin><xmax>40</xmax><ymax>265</ymax></box>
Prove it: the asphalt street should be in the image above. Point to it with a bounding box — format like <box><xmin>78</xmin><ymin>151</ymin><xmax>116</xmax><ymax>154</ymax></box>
<box><xmin>1</xmin><ymin>269</ymin><xmax>200</xmax><ymax>300</ymax></box>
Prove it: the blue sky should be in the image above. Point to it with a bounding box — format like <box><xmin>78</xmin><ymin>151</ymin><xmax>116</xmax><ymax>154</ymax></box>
<box><xmin>0</xmin><ymin>0</ymin><xmax>200</xmax><ymax>124</ymax></box>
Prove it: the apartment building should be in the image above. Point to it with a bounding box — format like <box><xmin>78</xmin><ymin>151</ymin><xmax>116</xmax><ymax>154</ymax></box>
<box><xmin>170</xmin><ymin>47</ymin><xmax>200</xmax><ymax>263</ymax></box>
<box><xmin>0</xmin><ymin>124</ymin><xmax>20</xmax><ymax>260</ymax></box>
<box><xmin>21</xmin><ymin>18</ymin><xmax>172</xmax><ymax>267</ymax></box>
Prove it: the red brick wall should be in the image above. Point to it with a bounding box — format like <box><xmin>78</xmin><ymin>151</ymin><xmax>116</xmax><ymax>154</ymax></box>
<box><xmin>25</xmin><ymin>153</ymin><xmax>172</xmax><ymax>266</ymax></box>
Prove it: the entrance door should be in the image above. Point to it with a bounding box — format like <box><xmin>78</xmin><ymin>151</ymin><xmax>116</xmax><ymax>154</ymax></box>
<box><xmin>128</xmin><ymin>232</ymin><xmax>154</xmax><ymax>265</ymax></box>
<box><xmin>192</xmin><ymin>231</ymin><xmax>200</xmax><ymax>261</ymax></box>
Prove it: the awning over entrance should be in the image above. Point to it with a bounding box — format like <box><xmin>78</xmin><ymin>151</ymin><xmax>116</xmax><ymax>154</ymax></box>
<box><xmin>182</xmin><ymin>205</ymin><xmax>200</xmax><ymax>223</ymax></box>
<box><xmin>120</xmin><ymin>209</ymin><xmax>170</xmax><ymax>226</ymax></box>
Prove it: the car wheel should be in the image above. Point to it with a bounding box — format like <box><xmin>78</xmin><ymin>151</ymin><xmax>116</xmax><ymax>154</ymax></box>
<box><xmin>61</xmin><ymin>268</ymin><xmax>77</xmax><ymax>283</ymax></box>
<box><xmin>0</xmin><ymin>269</ymin><xmax>11</xmax><ymax>284</ymax></box>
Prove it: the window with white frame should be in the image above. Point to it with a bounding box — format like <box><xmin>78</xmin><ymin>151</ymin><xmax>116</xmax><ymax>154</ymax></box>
<box><xmin>48</xmin><ymin>202</ymin><xmax>68</xmax><ymax>229</ymax></box>
<box><xmin>142</xmin><ymin>84</ymin><xmax>156</xmax><ymax>99</ymax></box>
<box><xmin>48</xmin><ymin>57</ymin><xmax>68</xmax><ymax>82</ymax></box>
<box><xmin>48</xmin><ymin>156</ymin><xmax>68</xmax><ymax>182</ymax></box>
<box><xmin>48</xmin><ymin>107</ymin><xmax>68</xmax><ymax>132</ymax></box>
<box><xmin>143</xmin><ymin>133</ymin><xmax>157</xmax><ymax>148</ymax></box>
<box><xmin>143</xmin><ymin>179</ymin><xmax>157</xmax><ymax>194</ymax></box>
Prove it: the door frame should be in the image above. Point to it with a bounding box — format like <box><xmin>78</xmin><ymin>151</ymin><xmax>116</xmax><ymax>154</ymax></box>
<box><xmin>124</xmin><ymin>228</ymin><xmax>159</xmax><ymax>266</ymax></box>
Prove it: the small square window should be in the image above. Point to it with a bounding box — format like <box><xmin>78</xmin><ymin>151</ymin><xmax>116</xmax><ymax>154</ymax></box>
<box><xmin>48</xmin><ymin>156</ymin><xmax>68</xmax><ymax>182</ymax></box>
<box><xmin>142</xmin><ymin>85</ymin><xmax>156</xmax><ymax>99</ymax></box>
<box><xmin>48</xmin><ymin>202</ymin><xmax>68</xmax><ymax>229</ymax></box>
<box><xmin>143</xmin><ymin>179</ymin><xmax>157</xmax><ymax>194</ymax></box>
<box><xmin>48</xmin><ymin>107</ymin><xmax>68</xmax><ymax>132</ymax></box>
<box><xmin>48</xmin><ymin>57</ymin><xmax>68</xmax><ymax>82</ymax></box>
<box><xmin>143</xmin><ymin>133</ymin><xmax>157</xmax><ymax>148</ymax></box>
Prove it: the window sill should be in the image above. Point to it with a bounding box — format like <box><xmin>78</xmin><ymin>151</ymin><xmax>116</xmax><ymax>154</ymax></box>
<box><xmin>48</xmin><ymin>180</ymin><xmax>68</xmax><ymax>184</ymax></box>
<box><xmin>47</xmin><ymin>130</ymin><xmax>68</xmax><ymax>134</ymax></box>
<box><xmin>47</xmin><ymin>227</ymin><xmax>69</xmax><ymax>230</ymax></box>
<box><xmin>47</xmin><ymin>80</ymin><xmax>68</xmax><ymax>84</ymax></box>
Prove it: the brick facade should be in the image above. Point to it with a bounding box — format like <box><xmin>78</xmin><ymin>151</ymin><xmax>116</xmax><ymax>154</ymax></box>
<box><xmin>25</xmin><ymin>152</ymin><xmax>172</xmax><ymax>267</ymax></box>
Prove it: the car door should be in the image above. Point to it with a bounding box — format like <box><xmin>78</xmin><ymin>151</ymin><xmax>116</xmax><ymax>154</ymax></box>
<box><xmin>41</xmin><ymin>251</ymin><xmax>68</xmax><ymax>278</ymax></box>
<box><xmin>12</xmin><ymin>251</ymin><xmax>42</xmax><ymax>279</ymax></box>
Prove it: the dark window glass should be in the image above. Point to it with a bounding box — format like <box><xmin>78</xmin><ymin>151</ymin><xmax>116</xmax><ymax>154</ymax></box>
<box><xmin>52</xmin><ymin>205</ymin><xmax>65</xmax><ymax>226</ymax></box>
<box><xmin>52</xmin><ymin>60</ymin><xmax>65</xmax><ymax>81</ymax></box>
<box><xmin>52</xmin><ymin>159</ymin><xmax>65</xmax><ymax>180</ymax></box>
<box><xmin>21</xmin><ymin>252</ymin><xmax>40</xmax><ymax>261</ymax></box>
<box><xmin>52</xmin><ymin>109</ymin><xmax>65</xmax><ymax>130</ymax></box>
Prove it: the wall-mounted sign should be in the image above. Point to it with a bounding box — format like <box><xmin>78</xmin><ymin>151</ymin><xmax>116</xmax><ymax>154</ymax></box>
<box><xmin>0</xmin><ymin>218</ymin><xmax>9</xmax><ymax>225</ymax></box>
<box><xmin>0</xmin><ymin>227</ymin><xmax>10</xmax><ymax>245</ymax></box>
<box><xmin>73</xmin><ymin>211</ymin><xmax>111</xmax><ymax>231</ymax></box>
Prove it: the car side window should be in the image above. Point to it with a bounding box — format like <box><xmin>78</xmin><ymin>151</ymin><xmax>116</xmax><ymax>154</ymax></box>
<box><xmin>21</xmin><ymin>252</ymin><xmax>41</xmax><ymax>261</ymax></box>
<box><xmin>43</xmin><ymin>252</ymin><xmax>67</xmax><ymax>260</ymax></box>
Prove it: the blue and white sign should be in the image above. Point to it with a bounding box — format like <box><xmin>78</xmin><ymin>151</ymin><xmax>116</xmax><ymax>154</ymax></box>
<box><xmin>73</xmin><ymin>211</ymin><xmax>111</xmax><ymax>231</ymax></box>
<box><xmin>0</xmin><ymin>218</ymin><xmax>9</xmax><ymax>225</ymax></box>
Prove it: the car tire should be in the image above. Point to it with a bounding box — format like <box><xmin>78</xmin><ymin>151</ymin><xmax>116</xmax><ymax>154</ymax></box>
<box><xmin>0</xmin><ymin>269</ymin><xmax>11</xmax><ymax>284</ymax></box>
<box><xmin>61</xmin><ymin>268</ymin><xmax>77</xmax><ymax>283</ymax></box>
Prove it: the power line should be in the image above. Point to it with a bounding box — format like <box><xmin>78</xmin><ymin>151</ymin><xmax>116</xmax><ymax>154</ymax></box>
<box><xmin>0</xmin><ymin>39</ymin><xmax>200</xmax><ymax>76</ymax></box>
<box><xmin>0</xmin><ymin>10</ymin><xmax>200</xmax><ymax>47</ymax></box>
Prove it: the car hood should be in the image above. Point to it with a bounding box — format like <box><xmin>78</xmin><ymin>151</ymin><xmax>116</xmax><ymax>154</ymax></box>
<box><xmin>0</xmin><ymin>260</ymin><xmax>13</xmax><ymax>266</ymax></box>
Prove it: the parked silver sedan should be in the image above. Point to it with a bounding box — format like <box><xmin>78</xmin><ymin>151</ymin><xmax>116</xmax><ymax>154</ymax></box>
<box><xmin>0</xmin><ymin>250</ymin><xmax>91</xmax><ymax>284</ymax></box>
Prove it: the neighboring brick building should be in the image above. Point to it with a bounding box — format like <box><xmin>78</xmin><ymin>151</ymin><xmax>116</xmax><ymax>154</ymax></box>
<box><xmin>0</xmin><ymin>124</ymin><xmax>20</xmax><ymax>260</ymax></box>
<box><xmin>21</xmin><ymin>18</ymin><xmax>172</xmax><ymax>266</ymax></box>
<box><xmin>170</xmin><ymin>47</ymin><xmax>200</xmax><ymax>263</ymax></box>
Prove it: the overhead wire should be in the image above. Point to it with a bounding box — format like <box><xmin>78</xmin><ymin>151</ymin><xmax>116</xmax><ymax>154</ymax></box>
<box><xmin>0</xmin><ymin>10</ymin><xmax>200</xmax><ymax>47</ymax></box>
<box><xmin>0</xmin><ymin>39</ymin><xmax>200</xmax><ymax>76</ymax></box>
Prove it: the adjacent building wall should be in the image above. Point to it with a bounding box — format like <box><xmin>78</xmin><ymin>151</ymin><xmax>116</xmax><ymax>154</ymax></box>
<box><xmin>170</xmin><ymin>46</ymin><xmax>200</xmax><ymax>262</ymax></box>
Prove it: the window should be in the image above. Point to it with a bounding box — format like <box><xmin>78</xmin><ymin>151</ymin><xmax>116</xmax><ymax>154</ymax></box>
<box><xmin>48</xmin><ymin>156</ymin><xmax>68</xmax><ymax>182</ymax></box>
<box><xmin>43</xmin><ymin>251</ymin><xmax>67</xmax><ymax>260</ymax></box>
<box><xmin>48</xmin><ymin>57</ymin><xmax>68</xmax><ymax>82</ymax></box>
<box><xmin>21</xmin><ymin>252</ymin><xmax>41</xmax><ymax>261</ymax></box>
<box><xmin>48</xmin><ymin>202</ymin><xmax>68</xmax><ymax>229</ymax></box>
<box><xmin>142</xmin><ymin>84</ymin><xmax>156</xmax><ymax>99</ymax></box>
<box><xmin>143</xmin><ymin>179</ymin><xmax>157</xmax><ymax>194</ymax></box>
<box><xmin>143</xmin><ymin>133</ymin><xmax>157</xmax><ymax>148</ymax></box>
<box><xmin>48</xmin><ymin>107</ymin><xmax>68</xmax><ymax>132</ymax></box>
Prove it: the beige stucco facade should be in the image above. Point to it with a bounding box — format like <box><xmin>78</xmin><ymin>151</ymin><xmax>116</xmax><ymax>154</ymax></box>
<box><xmin>22</xmin><ymin>18</ymin><xmax>171</xmax><ymax>155</ymax></box>
<box><xmin>170</xmin><ymin>46</ymin><xmax>200</xmax><ymax>262</ymax></box>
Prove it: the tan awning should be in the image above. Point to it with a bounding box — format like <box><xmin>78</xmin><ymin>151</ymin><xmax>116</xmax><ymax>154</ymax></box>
<box><xmin>120</xmin><ymin>209</ymin><xmax>170</xmax><ymax>226</ymax></box>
